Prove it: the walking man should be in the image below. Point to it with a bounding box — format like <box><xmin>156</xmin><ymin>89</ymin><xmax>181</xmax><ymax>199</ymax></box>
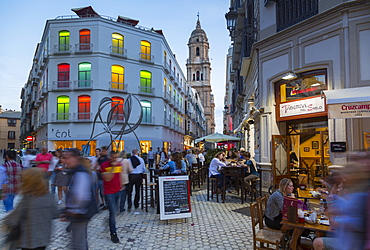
<box><xmin>64</xmin><ymin>148</ymin><xmax>98</xmax><ymax>250</ymax></box>
<box><xmin>2</xmin><ymin>151</ymin><xmax>22</xmax><ymax>212</ymax></box>
<box><xmin>101</xmin><ymin>151</ymin><xmax>123</xmax><ymax>243</ymax></box>
<box><xmin>34</xmin><ymin>147</ymin><xmax>53</xmax><ymax>174</ymax></box>
<box><xmin>97</xmin><ymin>146</ymin><xmax>109</xmax><ymax>210</ymax></box>
<box><xmin>127</xmin><ymin>149</ymin><xmax>146</xmax><ymax>209</ymax></box>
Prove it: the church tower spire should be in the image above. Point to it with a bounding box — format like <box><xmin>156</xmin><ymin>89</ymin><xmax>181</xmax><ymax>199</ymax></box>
<box><xmin>186</xmin><ymin>15</ymin><xmax>215</xmax><ymax>135</ymax></box>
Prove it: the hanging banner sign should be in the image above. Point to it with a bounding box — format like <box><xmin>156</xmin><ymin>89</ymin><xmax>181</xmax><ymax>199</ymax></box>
<box><xmin>280</xmin><ymin>97</ymin><xmax>325</xmax><ymax>117</ymax></box>
<box><xmin>328</xmin><ymin>101</ymin><xmax>370</xmax><ymax>119</ymax></box>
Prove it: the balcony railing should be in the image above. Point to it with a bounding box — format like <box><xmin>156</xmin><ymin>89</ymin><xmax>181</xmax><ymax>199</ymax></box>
<box><xmin>174</xmin><ymin>76</ymin><xmax>180</xmax><ymax>86</ymax></box>
<box><xmin>74</xmin><ymin>80</ymin><xmax>93</xmax><ymax>89</ymax></box>
<box><xmin>109</xmin><ymin>82</ymin><xmax>128</xmax><ymax>92</ymax></box>
<box><xmin>110</xmin><ymin>46</ymin><xmax>127</xmax><ymax>58</ymax></box>
<box><xmin>53</xmin><ymin>44</ymin><xmax>72</xmax><ymax>54</ymax></box>
<box><xmin>51</xmin><ymin>81</ymin><xmax>72</xmax><ymax>90</ymax></box>
<box><xmin>169</xmin><ymin>71</ymin><xmax>175</xmax><ymax>80</ymax></box>
<box><xmin>164</xmin><ymin>118</ymin><xmax>170</xmax><ymax>127</ymax></box>
<box><xmin>164</xmin><ymin>62</ymin><xmax>170</xmax><ymax>73</ymax></box>
<box><xmin>51</xmin><ymin>113</ymin><xmax>71</xmax><ymax>122</ymax></box>
<box><xmin>138</xmin><ymin>86</ymin><xmax>155</xmax><ymax>95</ymax></box>
<box><xmin>111</xmin><ymin>113</ymin><xmax>125</xmax><ymax>122</ymax></box>
<box><xmin>73</xmin><ymin>112</ymin><xmax>93</xmax><ymax>122</ymax></box>
<box><xmin>139</xmin><ymin>53</ymin><xmax>154</xmax><ymax>63</ymax></box>
<box><xmin>164</xmin><ymin>91</ymin><xmax>171</xmax><ymax>102</ymax></box>
<box><xmin>75</xmin><ymin>43</ymin><xmax>93</xmax><ymax>53</ymax></box>
<box><xmin>141</xmin><ymin>116</ymin><xmax>154</xmax><ymax>124</ymax></box>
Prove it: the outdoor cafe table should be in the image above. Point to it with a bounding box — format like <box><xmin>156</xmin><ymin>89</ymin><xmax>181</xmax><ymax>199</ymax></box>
<box><xmin>220</xmin><ymin>166</ymin><xmax>248</xmax><ymax>204</ymax></box>
<box><xmin>281</xmin><ymin>219</ymin><xmax>333</xmax><ymax>250</ymax></box>
<box><xmin>297</xmin><ymin>188</ymin><xmax>321</xmax><ymax>205</ymax></box>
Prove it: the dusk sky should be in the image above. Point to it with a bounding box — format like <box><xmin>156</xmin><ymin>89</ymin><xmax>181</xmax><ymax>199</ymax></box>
<box><xmin>0</xmin><ymin>0</ymin><xmax>231</xmax><ymax>132</ymax></box>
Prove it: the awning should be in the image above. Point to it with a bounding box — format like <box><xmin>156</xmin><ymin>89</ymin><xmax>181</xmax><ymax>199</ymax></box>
<box><xmin>323</xmin><ymin>87</ymin><xmax>370</xmax><ymax>105</ymax></box>
<box><xmin>324</xmin><ymin>87</ymin><xmax>370</xmax><ymax>119</ymax></box>
<box><xmin>71</xmin><ymin>6</ymin><xmax>100</xmax><ymax>18</ymax></box>
<box><xmin>234</xmin><ymin>114</ymin><xmax>249</xmax><ymax>133</ymax></box>
<box><xmin>195</xmin><ymin>132</ymin><xmax>241</xmax><ymax>143</ymax></box>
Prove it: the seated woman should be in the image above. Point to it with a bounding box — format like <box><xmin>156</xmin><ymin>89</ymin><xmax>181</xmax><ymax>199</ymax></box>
<box><xmin>161</xmin><ymin>152</ymin><xmax>187</xmax><ymax>174</ymax></box>
<box><xmin>264</xmin><ymin>178</ymin><xmax>294</xmax><ymax>230</ymax></box>
<box><xmin>209</xmin><ymin>152</ymin><xmax>227</xmax><ymax>190</ymax></box>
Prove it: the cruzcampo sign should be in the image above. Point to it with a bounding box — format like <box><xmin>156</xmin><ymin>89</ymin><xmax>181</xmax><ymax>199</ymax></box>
<box><xmin>328</xmin><ymin>101</ymin><xmax>370</xmax><ymax>119</ymax></box>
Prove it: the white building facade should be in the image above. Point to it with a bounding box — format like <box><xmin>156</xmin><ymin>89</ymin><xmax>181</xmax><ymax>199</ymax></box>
<box><xmin>20</xmin><ymin>7</ymin><xmax>206</xmax><ymax>154</ymax></box>
<box><xmin>226</xmin><ymin>0</ymin><xmax>370</xmax><ymax>189</ymax></box>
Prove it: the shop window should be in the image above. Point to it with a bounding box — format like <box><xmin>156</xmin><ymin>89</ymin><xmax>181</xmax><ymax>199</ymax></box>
<box><xmin>140</xmin><ymin>40</ymin><xmax>151</xmax><ymax>60</ymax></box>
<box><xmin>111</xmin><ymin>65</ymin><xmax>125</xmax><ymax>90</ymax></box>
<box><xmin>79</xmin><ymin>29</ymin><xmax>91</xmax><ymax>50</ymax></box>
<box><xmin>78</xmin><ymin>63</ymin><xmax>91</xmax><ymax>87</ymax></box>
<box><xmin>141</xmin><ymin>100</ymin><xmax>152</xmax><ymax>123</ymax></box>
<box><xmin>112</xmin><ymin>33</ymin><xmax>124</xmax><ymax>54</ymax></box>
<box><xmin>279</xmin><ymin>73</ymin><xmax>326</xmax><ymax>103</ymax></box>
<box><xmin>111</xmin><ymin>97</ymin><xmax>124</xmax><ymax>121</ymax></box>
<box><xmin>57</xmin><ymin>64</ymin><xmax>70</xmax><ymax>88</ymax></box>
<box><xmin>112</xmin><ymin>140</ymin><xmax>124</xmax><ymax>152</ymax></box>
<box><xmin>59</xmin><ymin>30</ymin><xmax>70</xmax><ymax>51</ymax></box>
<box><xmin>8</xmin><ymin>131</ymin><xmax>15</xmax><ymax>139</ymax></box>
<box><xmin>78</xmin><ymin>95</ymin><xmax>91</xmax><ymax>120</ymax></box>
<box><xmin>57</xmin><ymin>95</ymin><xmax>70</xmax><ymax>120</ymax></box>
<box><xmin>140</xmin><ymin>140</ymin><xmax>151</xmax><ymax>154</ymax></box>
<box><xmin>7</xmin><ymin>119</ymin><xmax>16</xmax><ymax>126</ymax></box>
<box><xmin>140</xmin><ymin>70</ymin><xmax>152</xmax><ymax>93</ymax></box>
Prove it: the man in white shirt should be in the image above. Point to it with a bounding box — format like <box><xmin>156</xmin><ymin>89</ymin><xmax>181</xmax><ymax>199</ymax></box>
<box><xmin>126</xmin><ymin>149</ymin><xmax>146</xmax><ymax>209</ymax></box>
<box><xmin>147</xmin><ymin>147</ymin><xmax>155</xmax><ymax>169</ymax></box>
<box><xmin>197</xmin><ymin>149</ymin><xmax>205</xmax><ymax>166</ymax></box>
<box><xmin>22</xmin><ymin>149</ymin><xmax>36</xmax><ymax>168</ymax></box>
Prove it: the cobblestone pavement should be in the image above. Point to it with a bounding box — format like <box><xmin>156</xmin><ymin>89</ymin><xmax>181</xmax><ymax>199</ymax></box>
<box><xmin>1</xmin><ymin>187</ymin><xmax>254</xmax><ymax>249</ymax></box>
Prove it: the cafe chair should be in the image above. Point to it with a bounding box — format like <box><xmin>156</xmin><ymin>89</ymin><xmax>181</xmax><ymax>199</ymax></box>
<box><xmin>141</xmin><ymin>173</ymin><xmax>157</xmax><ymax>212</ymax></box>
<box><xmin>190</xmin><ymin>163</ymin><xmax>201</xmax><ymax>189</ymax></box>
<box><xmin>250</xmin><ymin>202</ymin><xmax>284</xmax><ymax>250</ymax></box>
<box><xmin>207</xmin><ymin>169</ymin><xmax>220</xmax><ymax>202</ymax></box>
<box><xmin>245</xmin><ymin>178</ymin><xmax>261</xmax><ymax>202</ymax></box>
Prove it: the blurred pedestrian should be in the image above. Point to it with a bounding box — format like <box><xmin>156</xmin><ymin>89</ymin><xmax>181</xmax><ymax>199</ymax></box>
<box><xmin>96</xmin><ymin>146</ymin><xmax>109</xmax><ymax>210</ymax></box>
<box><xmin>34</xmin><ymin>147</ymin><xmax>52</xmax><ymax>177</ymax></box>
<box><xmin>117</xmin><ymin>150</ymin><xmax>133</xmax><ymax>212</ymax></box>
<box><xmin>0</xmin><ymin>163</ymin><xmax>7</xmax><ymax>201</ymax></box>
<box><xmin>63</xmin><ymin>148</ymin><xmax>98</xmax><ymax>250</ymax></box>
<box><xmin>127</xmin><ymin>149</ymin><xmax>146</xmax><ymax>209</ymax></box>
<box><xmin>161</xmin><ymin>152</ymin><xmax>187</xmax><ymax>174</ymax></box>
<box><xmin>3</xmin><ymin>167</ymin><xmax>59</xmax><ymax>250</ymax></box>
<box><xmin>54</xmin><ymin>155</ymin><xmax>70</xmax><ymax>205</ymax></box>
<box><xmin>21</xmin><ymin>149</ymin><xmax>36</xmax><ymax>169</ymax></box>
<box><xmin>101</xmin><ymin>151</ymin><xmax>123</xmax><ymax>243</ymax></box>
<box><xmin>2</xmin><ymin>151</ymin><xmax>22</xmax><ymax>212</ymax></box>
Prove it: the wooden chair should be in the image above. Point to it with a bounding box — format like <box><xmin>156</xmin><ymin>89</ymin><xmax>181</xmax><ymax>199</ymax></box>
<box><xmin>250</xmin><ymin>202</ymin><xmax>284</xmax><ymax>250</ymax></box>
<box><xmin>141</xmin><ymin>174</ymin><xmax>157</xmax><ymax>212</ymax></box>
<box><xmin>207</xmin><ymin>168</ymin><xmax>220</xmax><ymax>202</ymax></box>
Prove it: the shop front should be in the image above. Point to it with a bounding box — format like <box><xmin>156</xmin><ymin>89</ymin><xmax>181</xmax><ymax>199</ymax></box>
<box><xmin>272</xmin><ymin>69</ymin><xmax>331</xmax><ymax>188</ymax></box>
<box><xmin>53</xmin><ymin>140</ymin><xmax>96</xmax><ymax>155</ymax></box>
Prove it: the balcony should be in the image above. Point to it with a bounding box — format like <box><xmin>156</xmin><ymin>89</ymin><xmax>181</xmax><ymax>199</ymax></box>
<box><xmin>109</xmin><ymin>82</ymin><xmax>128</xmax><ymax>93</ymax></box>
<box><xmin>53</xmin><ymin>45</ymin><xmax>72</xmax><ymax>55</ymax></box>
<box><xmin>74</xmin><ymin>80</ymin><xmax>93</xmax><ymax>90</ymax></box>
<box><xmin>141</xmin><ymin>116</ymin><xmax>154</xmax><ymax>125</ymax></box>
<box><xmin>73</xmin><ymin>112</ymin><xmax>93</xmax><ymax>122</ymax></box>
<box><xmin>138</xmin><ymin>86</ymin><xmax>155</xmax><ymax>96</ymax></box>
<box><xmin>75</xmin><ymin>43</ymin><xmax>93</xmax><ymax>53</ymax></box>
<box><xmin>169</xmin><ymin>71</ymin><xmax>175</xmax><ymax>80</ymax></box>
<box><xmin>173</xmin><ymin>102</ymin><xmax>180</xmax><ymax>111</ymax></box>
<box><xmin>163</xmin><ymin>118</ymin><xmax>170</xmax><ymax>128</ymax></box>
<box><xmin>51</xmin><ymin>113</ymin><xmax>71</xmax><ymax>122</ymax></box>
<box><xmin>164</xmin><ymin>62</ymin><xmax>170</xmax><ymax>73</ymax></box>
<box><xmin>174</xmin><ymin>76</ymin><xmax>180</xmax><ymax>86</ymax></box>
<box><xmin>139</xmin><ymin>53</ymin><xmax>154</xmax><ymax>63</ymax></box>
<box><xmin>110</xmin><ymin>46</ymin><xmax>127</xmax><ymax>58</ymax></box>
<box><xmin>164</xmin><ymin>91</ymin><xmax>171</xmax><ymax>102</ymax></box>
<box><xmin>51</xmin><ymin>81</ymin><xmax>72</xmax><ymax>91</ymax></box>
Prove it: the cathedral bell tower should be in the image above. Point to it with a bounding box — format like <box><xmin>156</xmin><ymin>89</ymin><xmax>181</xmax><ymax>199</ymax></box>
<box><xmin>186</xmin><ymin>16</ymin><xmax>215</xmax><ymax>135</ymax></box>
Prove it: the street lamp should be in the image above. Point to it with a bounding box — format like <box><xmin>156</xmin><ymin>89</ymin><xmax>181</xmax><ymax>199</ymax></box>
<box><xmin>225</xmin><ymin>8</ymin><xmax>238</xmax><ymax>34</ymax></box>
<box><xmin>225</xmin><ymin>7</ymin><xmax>257</xmax><ymax>39</ymax></box>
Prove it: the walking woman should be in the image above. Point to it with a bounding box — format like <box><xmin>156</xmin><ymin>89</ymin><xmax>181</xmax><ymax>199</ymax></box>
<box><xmin>54</xmin><ymin>155</ymin><xmax>70</xmax><ymax>204</ymax></box>
<box><xmin>3</xmin><ymin>167</ymin><xmax>59</xmax><ymax>250</ymax></box>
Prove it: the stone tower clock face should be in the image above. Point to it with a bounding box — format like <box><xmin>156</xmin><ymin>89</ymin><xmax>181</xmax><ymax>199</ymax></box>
<box><xmin>186</xmin><ymin>17</ymin><xmax>215</xmax><ymax>135</ymax></box>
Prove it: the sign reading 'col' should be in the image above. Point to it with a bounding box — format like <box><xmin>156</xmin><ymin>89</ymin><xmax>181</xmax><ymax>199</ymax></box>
<box><xmin>328</xmin><ymin>101</ymin><xmax>370</xmax><ymax>119</ymax></box>
<box><xmin>280</xmin><ymin>97</ymin><xmax>326</xmax><ymax>117</ymax></box>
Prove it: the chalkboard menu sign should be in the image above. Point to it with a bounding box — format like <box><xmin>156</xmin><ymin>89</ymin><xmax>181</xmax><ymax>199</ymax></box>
<box><xmin>158</xmin><ymin>175</ymin><xmax>191</xmax><ymax>220</ymax></box>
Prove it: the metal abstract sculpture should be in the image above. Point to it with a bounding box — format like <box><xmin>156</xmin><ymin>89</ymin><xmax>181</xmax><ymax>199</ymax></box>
<box><xmin>83</xmin><ymin>94</ymin><xmax>142</xmax><ymax>155</ymax></box>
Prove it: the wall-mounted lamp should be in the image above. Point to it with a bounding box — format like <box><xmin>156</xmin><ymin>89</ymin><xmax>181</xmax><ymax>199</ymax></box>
<box><xmin>282</xmin><ymin>72</ymin><xmax>297</xmax><ymax>80</ymax></box>
<box><xmin>225</xmin><ymin>7</ymin><xmax>257</xmax><ymax>39</ymax></box>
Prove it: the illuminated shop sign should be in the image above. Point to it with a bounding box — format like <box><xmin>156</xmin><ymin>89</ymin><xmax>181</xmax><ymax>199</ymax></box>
<box><xmin>280</xmin><ymin>97</ymin><xmax>325</xmax><ymax>117</ymax></box>
<box><xmin>328</xmin><ymin>101</ymin><xmax>370</xmax><ymax>119</ymax></box>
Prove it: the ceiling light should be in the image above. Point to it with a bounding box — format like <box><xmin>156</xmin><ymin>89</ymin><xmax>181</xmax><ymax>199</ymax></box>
<box><xmin>282</xmin><ymin>72</ymin><xmax>297</xmax><ymax>80</ymax></box>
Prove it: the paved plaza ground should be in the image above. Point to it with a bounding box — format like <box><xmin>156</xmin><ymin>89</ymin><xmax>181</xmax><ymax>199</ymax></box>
<box><xmin>0</xmin><ymin>186</ymin><xmax>255</xmax><ymax>249</ymax></box>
